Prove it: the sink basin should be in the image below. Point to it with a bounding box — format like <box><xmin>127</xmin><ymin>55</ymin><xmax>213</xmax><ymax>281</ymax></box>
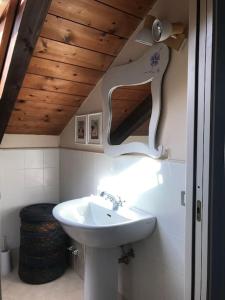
<box><xmin>53</xmin><ymin>195</ymin><xmax>156</xmax><ymax>248</ymax></box>
<box><xmin>53</xmin><ymin>195</ymin><xmax>156</xmax><ymax>300</ymax></box>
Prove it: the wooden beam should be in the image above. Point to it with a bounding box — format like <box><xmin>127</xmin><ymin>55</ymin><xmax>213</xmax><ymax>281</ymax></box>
<box><xmin>0</xmin><ymin>0</ymin><xmax>52</xmax><ymax>142</ymax></box>
<box><xmin>0</xmin><ymin>1</ymin><xmax>9</xmax><ymax>18</ymax></box>
<box><xmin>110</xmin><ymin>96</ymin><xmax>152</xmax><ymax>145</ymax></box>
<box><xmin>0</xmin><ymin>0</ymin><xmax>18</xmax><ymax>77</ymax></box>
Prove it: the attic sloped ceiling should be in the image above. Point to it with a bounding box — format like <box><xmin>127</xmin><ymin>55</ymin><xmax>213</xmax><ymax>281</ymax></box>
<box><xmin>6</xmin><ymin>0</ymin><xmax>156</xmax><ymax>135</ymax></box>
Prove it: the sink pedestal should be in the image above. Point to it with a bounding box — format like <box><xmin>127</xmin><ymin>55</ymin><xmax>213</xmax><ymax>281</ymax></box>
<box><xmin>84</xmin><ymin>247</ymin><xmax>119</xmax><ymax>300</ymax></box>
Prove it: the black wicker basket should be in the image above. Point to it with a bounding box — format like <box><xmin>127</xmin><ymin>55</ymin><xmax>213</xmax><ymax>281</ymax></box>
<box><xmin>18</xmin><ymin>203</ymin><xmax>69</xmax><ymax>284</ymax></box>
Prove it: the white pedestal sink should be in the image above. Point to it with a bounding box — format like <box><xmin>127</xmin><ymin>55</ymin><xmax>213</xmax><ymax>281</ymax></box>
<box><xmin>53</xmin><ymin>196</ymin><xmax>156</xmax><ymax>300</ymax></box>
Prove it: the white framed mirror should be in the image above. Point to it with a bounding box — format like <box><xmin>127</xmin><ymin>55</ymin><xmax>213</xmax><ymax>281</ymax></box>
<box><xmin>102</xmin><ymin>43</ymin><xmax>170</xmax><ymax>159</ymax></box>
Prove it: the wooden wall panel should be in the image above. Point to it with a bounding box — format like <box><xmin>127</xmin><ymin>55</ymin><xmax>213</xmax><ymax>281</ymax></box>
<box><xmin>41</xmin><ymin>14</ymin><xmax>125</xmax><ymax>56</ymax></box>
<box><xmin>49</xmin><ymin>0</ymin><xmax>140</xmax><ymax>38</ymax></box>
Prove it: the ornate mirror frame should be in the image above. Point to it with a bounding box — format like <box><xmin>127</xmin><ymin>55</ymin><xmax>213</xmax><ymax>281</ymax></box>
<box><xmin>101</xmin><ymin>44</ymin><xmax>170</xmax><ymax>159</ymax></box>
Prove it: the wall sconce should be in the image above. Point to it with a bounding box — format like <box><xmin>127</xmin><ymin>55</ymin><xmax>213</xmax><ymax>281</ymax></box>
<box><xmin>135</xmin><ymin>15</ymin><xmax>187</xmax><ymax>51</ymax></box>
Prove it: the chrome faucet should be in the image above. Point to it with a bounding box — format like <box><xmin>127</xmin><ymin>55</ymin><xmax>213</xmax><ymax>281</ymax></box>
<box><xmin>100</xmin><ymin>191</ymin><xmax>124</xmax><ymax>211</ymax></box>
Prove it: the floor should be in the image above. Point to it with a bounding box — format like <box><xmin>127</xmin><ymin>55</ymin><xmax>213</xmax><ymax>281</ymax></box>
<box><xmin>2</xmin><ymin>268</ymin><xmax>125</xmax><ymax>300</ymax></box>
<box><xmin>2</xmin><ymin>268</ymin><xmax>83</xmax><ymax>300</ymax></box>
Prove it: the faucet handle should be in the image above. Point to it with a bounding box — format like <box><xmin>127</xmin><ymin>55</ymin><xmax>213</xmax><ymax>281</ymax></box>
<box><xmin>100</xmin><ymin>191</ymin><xmax>105</xmax><ymax>197</ymax></box>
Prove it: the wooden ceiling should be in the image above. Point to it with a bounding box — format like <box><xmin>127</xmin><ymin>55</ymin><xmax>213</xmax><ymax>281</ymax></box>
<box><xmin>5</xmin><ymin>0</ymin><xmax>156</xmax><ymax>135</ymax></box>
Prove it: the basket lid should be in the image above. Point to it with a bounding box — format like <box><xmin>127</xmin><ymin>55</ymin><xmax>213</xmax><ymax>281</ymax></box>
<box><xmin>20</xmin><ymin>203</ymin><xmax>57</xmax><ymax>222</ymax></box>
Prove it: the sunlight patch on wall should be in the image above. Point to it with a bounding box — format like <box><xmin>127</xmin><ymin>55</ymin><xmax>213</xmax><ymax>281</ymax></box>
<box><xmin>98</xmin><ymin>157</ymin><xmax>163</xmax><ymax>205</ymax></box>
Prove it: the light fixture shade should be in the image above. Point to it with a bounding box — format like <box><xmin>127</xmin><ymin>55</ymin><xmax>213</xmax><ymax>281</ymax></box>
<box><xmin>152</xmin><ymin>19</ymin><xmax>173</xmax><ymax>42</ymax></box>
<box><xmin>135</xmin><ymin>27</ymin><xmax>155</xmax><ymax>46</ymax></box>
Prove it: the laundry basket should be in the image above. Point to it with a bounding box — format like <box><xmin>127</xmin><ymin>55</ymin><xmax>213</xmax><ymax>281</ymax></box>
<box><xmin>19</xmin><ymin>203</ymin><xmax>69</xmax><ymax>284</ymax></box>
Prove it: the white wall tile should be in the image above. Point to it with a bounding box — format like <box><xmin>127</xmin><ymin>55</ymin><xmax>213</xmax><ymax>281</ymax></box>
<box><xmin>25</xmin><ymin>150</ymin><xmax>43</xmax><ymax>169</ymax></box>
<box><xmin>44</xmin><ymin>168</ymin><xmax>59</xmax><ymax>187</ymax></box>
<box><xmin>0</xmin><ymin>149</ymin><xmax>60</xmax><ymax>251</ymax></box>
<box><xmin>24</xmin><ymin>186</ymin><xmax>44</xmax><ymax>205</ymax></box>
<box><xmin>2</xmin><ymin>150</ymin><xmax>25</xmax><ymax>169</ymax></box>
<box><xmin>44</xmin><ymin>149</ymin><xmax>59</xmax><ymax>168</ymax></box>
<box><xmin>44</xmin><ymin>186</ymin><xmax>59</xmax><ymax>203</ymax></box>
<box><xmin>4</xmin><ymin>169</ymin><xmax>24</xmax><ymax>193</ymax></box>
<box><xmin>25</xmin><ymin>169</ymin><xmax>43</xmax><ymax>187</ymax></box>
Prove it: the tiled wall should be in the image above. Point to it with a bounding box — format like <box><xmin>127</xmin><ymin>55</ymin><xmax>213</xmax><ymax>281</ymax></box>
<box><xmin>0</xmin><ymin>147</ymin><xmax>186</xmax><ymax>299</ymax></box>
<box><xmin>0</xmin><ymin>149</ymin><xmax>59</xmax><ymax>252</ymax></box>
<box><xmin>60</xmin><ymin>149</ymin><xmax>186</xmax><ymax>300</ymax></box>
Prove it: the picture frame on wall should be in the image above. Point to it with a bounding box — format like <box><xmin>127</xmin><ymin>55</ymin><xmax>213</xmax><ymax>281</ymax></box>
<box><xmin>75</xmin><ymin>115</ymin><xmax>87</xmax><ymax>144</ymax></box>
<box><xmin>87</xmin><ymin>113</ymin><xmax>103</xmax><ymax>144</ymax></box>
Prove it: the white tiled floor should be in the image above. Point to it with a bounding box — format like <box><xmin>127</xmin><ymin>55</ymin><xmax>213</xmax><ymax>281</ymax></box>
<box><xmin>2</xmin><ymin>269</ymin><xmax>83</xmax><ymax>300</ymax></box>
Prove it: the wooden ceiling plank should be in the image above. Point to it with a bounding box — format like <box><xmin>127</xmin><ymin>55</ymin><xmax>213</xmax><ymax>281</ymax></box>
<box><xmin>14</xmin><ymin>100</ymin><xmax>80</xmax><ymax>113</ymax></box>
<box><xmin>6</xmin><ymin>124</ymin><xmax>61</xmax><ymax>135</ymax></box>
<box><xmin>10</xmin><ymin>111</ymin><xmax>76</xmax><ymax>125</ymax></box>
<box><xmin>0</xmin><ymin>0</ymin><xmax>52</xmax><ymax>142</ymax></box>
<box><xmin>28</xmin><ymin>57</ymin><xmax>103</xmax><ymax>85</ymax></box>
<box><xmin>18</xmin><ymin>88</ymin><xmax>85</xmax><ymax>107</ymax></box>
<box><xmin>33</xmin><ymin>37</ymin><xmax>114</xmax><ymax>71</ymax></box>
<box><xmin>41</xmin><ymin>14</ymin><xmax>126</xmax><ymax>56</ymax></box>
<box><xmin>22</xmin><ymin>74</ymin><xmax>94</xmax><ymax>97</ymax></box>
<box><xmin>96</xmin><ymin>0</ymin><xmax>157</xmax><ymax>18</ymax></box>
<box><xmin>49</xmin><ymin>0</ymin><xmax>140</xmax><ymax>38</ymax></box>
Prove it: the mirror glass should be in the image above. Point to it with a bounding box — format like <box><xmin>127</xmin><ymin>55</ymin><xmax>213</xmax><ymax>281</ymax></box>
<box><xmin>109</xmin><ymin>82</ymin><xmax>152</xmax><ymax>145</ymax></box>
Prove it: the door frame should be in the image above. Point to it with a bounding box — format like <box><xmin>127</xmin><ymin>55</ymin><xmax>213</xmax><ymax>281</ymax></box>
<box><xmin>185</xmin><ymin>0</ymin><xmax>200</xmax><ymax>298</ymax></box>
<box><xmin>185</xmin><ymin>0</ymin><xmax>225</xmax><ymax>299</ymax></box>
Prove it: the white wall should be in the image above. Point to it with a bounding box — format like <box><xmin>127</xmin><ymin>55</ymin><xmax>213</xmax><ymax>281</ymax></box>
<box><xmin>0</xmin><ymin>149</ymin><xmax>59</xmax><ymax>252</ymax></box>
<box><xmin>60</xmin><ymin>149</ymin><xmax>186</xmax><ymax>300</ymax></box>
<box><xmin>0</xmin><ymin>134</ymin><xmax>60</xmax><ymax>149</ymax></box>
